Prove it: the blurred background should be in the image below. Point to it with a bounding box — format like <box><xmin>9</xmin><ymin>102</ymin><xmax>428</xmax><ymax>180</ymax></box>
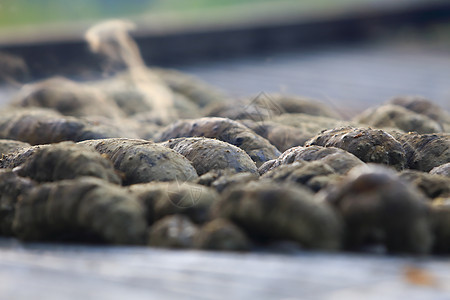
<box><xmin>0</xmin><ymin>0</ymin><xmax>450</xmax><ymax>114</ymax></box>
<box><xmin>0</xmin><ymin>0</ymin><xmax>402</xmax><ymax>28</ymax></box>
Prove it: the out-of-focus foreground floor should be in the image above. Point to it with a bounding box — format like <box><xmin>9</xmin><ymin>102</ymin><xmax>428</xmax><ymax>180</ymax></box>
<box><xmin>1</xmin><ymin>238</ymin><xmax>450</xmax><ymax>300</ymax></box>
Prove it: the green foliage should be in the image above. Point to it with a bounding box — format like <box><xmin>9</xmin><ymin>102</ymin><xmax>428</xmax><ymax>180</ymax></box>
<box><xmin>155</xmin><ymin>0</ymin><xmax>272</xmax><ymax>11</ymax></box>
<box><xmin>0</xmin><ymin>0</ymin><xmax>155</xmax><ymax>28</ymax></box>
<box><xmin>0</xmin><ymin>0</ymin><xmax>374</xmax><ymax>28</ymax></box>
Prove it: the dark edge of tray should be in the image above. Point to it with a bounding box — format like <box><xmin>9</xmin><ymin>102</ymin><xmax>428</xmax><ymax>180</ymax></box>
<box><xmin>1</xmin><ymin>0</ymin><xmax>450</xmax><ymax>81</ymax></box>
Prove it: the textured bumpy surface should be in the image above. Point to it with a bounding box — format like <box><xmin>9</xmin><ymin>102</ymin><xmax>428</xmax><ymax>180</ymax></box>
<box><xmin>320</xmin><ymin>165</ymin><xmax>432</xmax><ymax>254</ymax></box>
<box><xmin>13</xmin><ymin>177</ymin><xmax>148</xmax><ymax>244</ymax></box>
<box><xmin>0</xmin><ymin>142</ymin><xmax>121</xmax><ymax>184</ymax></box>
<box><xmin>161</xmin><ymin>137</ymin><xmax>257</xmax><ymax>175</ymax></box>
<box><xmin>0</xmin><ymin>170</ymin><xmax>35</xmax><ymax>236</ymax></box>
<box><xmin>355</xmin><ymin>104</ymin><xmax>444</xmax><ymax>134</ymax></box>
<box><xmin>259</xmin><ymin>145</ymin><xmax>364</xmax><ymax>175</ymax></box>
<box><xmin>241</xmin><ymin>119</ymin><xmax>313</xmax><ymax>152</ymax></box>
<box><xmin>0</xmin><ymin>108</ymin><xmax>124</xmax><ymax>145</ymax></box>
<box><xmin>399</xmin><ymin>170</ymin><xmax>450</xmax><ymax>200</ymax></box>
<box><xmin>392</xmin><ymin>132</ymin><xmax>450</xmax><ymax>172</ymax></box>
<box><xmin>193</xmin><ymin>218</ymin><xmax>251</xmax><ymax>251</ymax></box>
<box><xmin>430</xmin><ymin>162</ymin><xmax>450</xmax><ymax>177</ymax></box>
<box><xmin>11</xmin><ymin>77</ymin><xmax>126</xmax><ymax>119</ymax></box>
<box><xmin>128</xmin><ymin>181</ymin><xmax>219</xmax><ymax>225</ymax></box>
<box><xmin>389</xmin><ymin>96</ymin><xmax>450</xmax><ymax>127</ymax></box>
<box><xmin>204</xmin><ymin>94</ymin><xmax>341</xmax><ymax>121</ymax></box>
<box><xmin>305</xmin><ymin>127</ymin><xmax>407</xmax><ymax>170</ymax></box>
<box><xmin>261</xmin><ymin>161</ymin><xmax>341</xmax><ymax>193</ymax></box>
<box><xmin>0</xmin><ymin>139</ymin><xmax>30</xmax><ymax>155</ymax></box>
<box><xmin>148</xmin><ymin>215</ymin><xmax>198</xmax><ymax>248</ymax></box>
<box><xmin>213</xmin><ymin>180</ymin><xmax>342</xmax><ymax>250</ymax></box>
<box><xmin>79</xmin><ymin>138</ymin><xmax>198</xmax><ymax>185</ymax></box>
<box><xmin>155</xmin><ymin>117</ymin><xmax>281</xmax><ymax>167</ymax></box>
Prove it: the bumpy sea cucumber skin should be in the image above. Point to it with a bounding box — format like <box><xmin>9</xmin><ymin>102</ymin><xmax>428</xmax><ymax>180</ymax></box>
<box><xmin>13</xmin><ymin>177</ymin><xmax>148</xmax><ymax>245</ymax></box>
<box><xmin>0</xmin><ymin>142</ymin><xmax>121</xmax><ymax>184</ymax></box>
<box><xmin>155</xmin><ymin>117</ymin><xmax>281</xmax><ymax>167</ymax></box>
<box><xmin>79</xmin><ymin>138</ymin><xmax>198</xmax><ymax>185</ymax></box>
<box><xmin>305</xmin><ymin>127</ymin><xmax>406</xmax><ymax>171</ymax></box>
<box><xmin>0</xmin><ymin>170</ymin><xmax>35</xmax><ymax>236</ymax></box>
<box><xmin>321</xmin><ymin>165</ymin><xmax>432</xmax><ymax>254</ymax></box>
<box><xmin>259</xmin><ymin>145</ymin><xmax>364</xmax><ymax>175</ymax></box>
<box><xmin>213</xmin><ymin>180</ymin><xmax>343</xmax><ymax>251</ymax></box>
<box><xmin>391</xmin><ymin>132</ymin><xmax>450</xmax><ymax>172</ymax></box>
<box><xmin>161</xmin><ymin>137</ymin><xmax>257</xmax><ymax>175</ymax></box>
<box><xmin>0</xmin><ymin>108</ymin><xmax>123</xmax><ymax>145</ymax></box>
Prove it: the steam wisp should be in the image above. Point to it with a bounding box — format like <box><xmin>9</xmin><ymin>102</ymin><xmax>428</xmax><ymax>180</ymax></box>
<box><xmin>85</xmin><ymin>20</ymin><xmax>175</xmax><ymax>123</ymax></box>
